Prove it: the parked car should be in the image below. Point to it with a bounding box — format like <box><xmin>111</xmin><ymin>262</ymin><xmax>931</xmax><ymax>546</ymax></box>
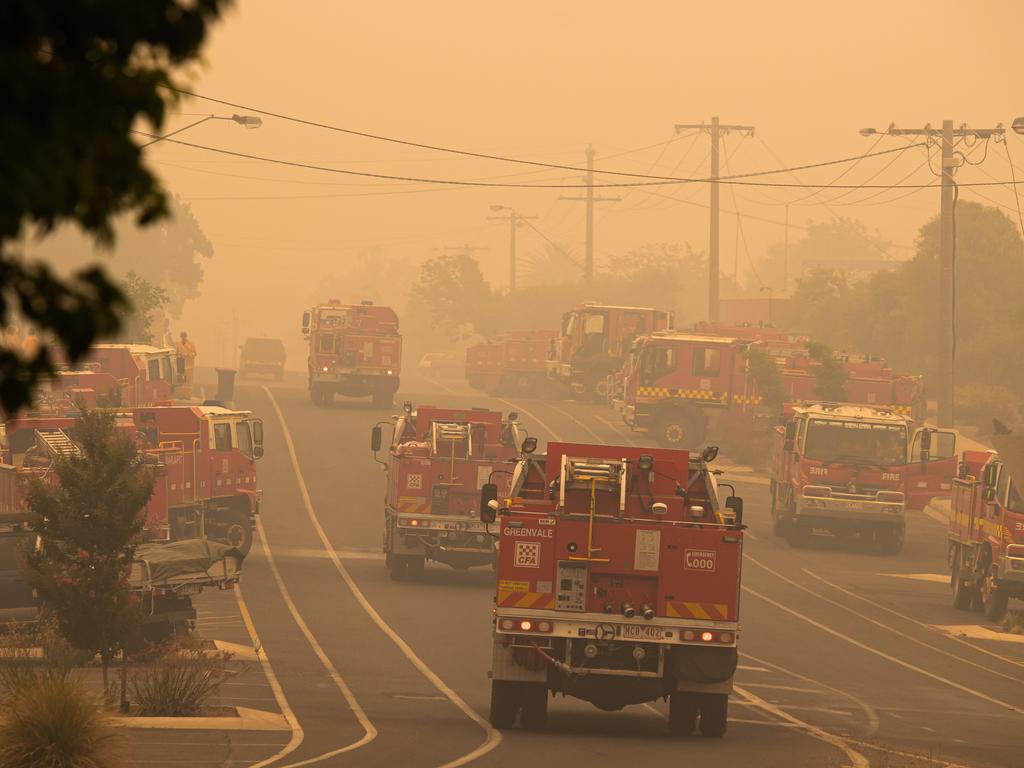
<box><xmin>417</xmin><ymin>352</ymin><xmax>461</xmax><ymax>379</ymax></box>
<box><xmin>240</xmin><ymin>338</ymin><xmax>287</xmax><ymax>381</ymax></box>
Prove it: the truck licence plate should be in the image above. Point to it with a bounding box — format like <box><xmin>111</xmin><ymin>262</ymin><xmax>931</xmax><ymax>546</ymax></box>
<box><xmin>621</xmin><ymin>625</ymin><xmax>666</xmax><ymax>641</ymax></box>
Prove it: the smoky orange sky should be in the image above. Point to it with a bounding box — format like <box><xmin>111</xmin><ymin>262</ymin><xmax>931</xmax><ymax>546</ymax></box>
<box><xmin>141</xmin><ymin>0</ymin><xmax>1023</xmax><ymax>365</ymax></box>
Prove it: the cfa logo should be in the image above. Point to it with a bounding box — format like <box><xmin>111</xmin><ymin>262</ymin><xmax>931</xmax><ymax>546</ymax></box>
<box><xmin>684</xmin><ymin>549</ymin><xmax>717</xmax><ymax>572</ymax></box>
<box><xmin>514</xmin><ymin>541</ymin><xmax>540</xmax><ymax>568</ymax></box>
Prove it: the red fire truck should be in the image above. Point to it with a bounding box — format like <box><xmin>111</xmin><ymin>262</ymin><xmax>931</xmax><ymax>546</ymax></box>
<box><xmin>948</xmin><ymin>448</ymin><xmax>1024</xmax><ymax>620</ymax></box>
<box><xmin>547</xmin><ymin>303</ymin><xmax>671</xmax><ymax>399</ymax></box>
<box><xmin>86</xmin><ymin>344</ymin><xmax>181</xmax><ymax>406</ymax></box>
<box><xmin>303</xmin><ymin>300</ymin><xmax>402</xmax><ymax>407</ymax></box>
<box><xmin>480</xmin><ymin>441</ymin><xmax>744</xmax><ymax>736</ymax></box>
<box><xmin>614</xmin><ymin>331</ymin><xmax>924</xmax><ymax>449</ymax></box>
<box><xmin>466</xmin><ymin>329</ymin><xmax>556</xmax><ymax>396</ymax></box>
<box><xmin>769</xmin><ymin>403</ymin><xmax>958</xmax><ymax>552</ymax></box>
<box><xmin>0</xmin><ymin>405</ymin><xmax>264</xmax><ymax>555</ymax></box>
<box><xmin>371</xmin><ymin>404</ymin><xmax>527</xmax><ymax>580</ymax></box>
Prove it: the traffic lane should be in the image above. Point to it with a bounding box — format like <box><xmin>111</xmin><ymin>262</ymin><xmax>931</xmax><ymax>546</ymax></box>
<box><xmin>270</xmin><ymin>382</ymin><xmax>857</xmax><ymax>766</ymax></box>
<box><xmin>237</xmin><ymin>382</ymin><xmax>490</xmax><ymax>768</ymax></box>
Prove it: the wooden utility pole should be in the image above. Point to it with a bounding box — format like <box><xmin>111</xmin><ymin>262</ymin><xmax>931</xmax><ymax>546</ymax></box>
<box><xmin>487</xmin><ymin>207</ymin><xmax>536</xmax><ymax>292</ymax></box>
<box><xmin>859</xmin><ymin>121</ymin><xmax>1004</xmax><ymax>427</ymax></box>
<box><xmin>673</xmin><ymin>118</ymin><xmax>755</xmax><ymax>322</ymax></box>
<box><xmin>559</xmin><ymin>145</ymin><xmax>621</xmax><ymax>286</ymax></box>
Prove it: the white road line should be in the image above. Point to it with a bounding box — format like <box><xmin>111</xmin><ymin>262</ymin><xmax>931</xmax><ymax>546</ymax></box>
<box><xmin>235</xmin><ymin>586</ymin><xmax>304</xmax><ymax>768</ymax></box>
<box><xmin>752</xmin><ymin>556</ymin><xmax>1024</xmax><ymax>687</ymax></box>
<box><xmin>263</xmin><ymin>386</ymin><xmax>502</xmax><ymax>768</ymax></box>
<box><xmin>496</xmin><ymin>398</ymin><xmax>565</xmax><ymax>443</ymax></box>
<box><xmin>741</xmin><ymin>651</ymin><xmax>880</xmax><ymax>736</ymax></box>
<box><xmin>251</xmin><ymin>514</ymin><xmax>377</xmax><ymax>767</ymax></box>
<box><xmin>594</xmin><ymin>415</ymin><xmax>639</xmax><ymax>446</ymax></box>
<box><xmin>743</xmin><ymin>583</ymin><xmax>1024</xmax><ymax>716</ymax></box>
<box><xmin>803</xmin><ymin>568</ymin><xmax>1024</xmax><ymax>672</ymax></box>
<box><xmin>539</xmin><ymin>402</ymin><xmax>608</xmax><ymax>445</ymax></box>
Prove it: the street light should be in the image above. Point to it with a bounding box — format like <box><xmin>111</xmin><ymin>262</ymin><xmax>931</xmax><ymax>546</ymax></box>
<box><xmin>1013</xmin><ymin>116</ymin><xmax>1024</xmax><ymax>136</ymax></box>
<box><xmin>141</xmin><ymin>113</ymin><xmax>263</xmax><ymax>147</ymax></box>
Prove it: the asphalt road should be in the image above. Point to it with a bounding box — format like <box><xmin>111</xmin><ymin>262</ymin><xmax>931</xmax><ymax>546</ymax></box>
<box><xmin>226</xmin><ymin>370</ymin><xmax>1023</xmax><ymax>768</ymax></box>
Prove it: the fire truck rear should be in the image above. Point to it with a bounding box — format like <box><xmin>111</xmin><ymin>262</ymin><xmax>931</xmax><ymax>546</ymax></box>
<box><xmin>303</xmin><ymin>300</ymin><xmax>402</xmax><ymax>407</ymax></box>
<box><xmin>769</xmin><ymin>403</ymin><xmax>957</xmax><ymax>553</ymax></box>
<box><xmin>948</xmin><ymin>449</ymin><xmax>1024</xmax><ymax>620</ymax></box>
<box><xmin>482</xmin><ymin>441</ymin><xmax>744</xmax><ymax>736</ymax></box>
<box><xmin>466</xmin><ymin>329</ymin><xmax>556</xmax><ymax>396</ymax></box>
<box><xmin>372</xmin><ymin>404</ymin><xmax>527</xmax><ymax>580</ymax></box>
<box><xmin>547</xmin><ymin>303</ymin><xmax>671</xmax><ymax>400</ymax></box>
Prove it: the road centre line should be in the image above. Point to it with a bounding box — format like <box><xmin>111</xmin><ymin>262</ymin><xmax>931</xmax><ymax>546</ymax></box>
<box><xmin>497</xmin><ymin>398</ymin><xmax>565</xmax><ymax>443</ymax></box>
<box><xmin>251</xmin><ymin>514</ymin><xmax>377</xmax><ymax>768</ymax></box>
<box><xmin>750</xmin><ymin>554</ymin><xmax>1024</xmax><ymax>687</ymax></box>
<box><xmin>263</xmin><ymin>386</ymin><xmax>502</xmax><ymax>768</ymax></box>
<box><xmin>742</xmin><ymin>583</ymin><xmax>1024</xmax><ymax>716</ymax></box>
<box><xmin>235</xmin><ymin>586</ymin><xmax>304</xmax><ymax>768</ymax></box>
<box><xmin>802</xmin><ymin>568</ymin><xmax>1024</xmax><ymax>672</ymax></box>
<box><xmin>537</xmin><ymin>401</ymin><xmax>608</xmax><ymax>445</ymax></box>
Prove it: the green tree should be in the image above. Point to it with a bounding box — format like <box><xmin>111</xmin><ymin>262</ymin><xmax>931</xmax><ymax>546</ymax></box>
<box><xmin>25</xmin><ymin>411</ymin><xmax>155</xmax><ymax>689</ymax></box>
<box><xmin>0</xmin><ymin>0</ymin><xmax>230</xmax><ymax>413</ymax></box>
<box><xmin>806</xmin><ymin>341</ymin><xmax>848</xmax><ymax>402</ymax></box>
<box><xmin>411</xmin><ymin>253</ymin><xmax>494</xmax><ymax>335</ymax></box>
<box><xmin>120</xmin><ymin>272</ymin><xmax>170</xmax><ymax>345</ymax></box>
<box><xmin>744</xmin><ymin>344</ymin><xmax>786</xmax><ymax>413</ymax></box>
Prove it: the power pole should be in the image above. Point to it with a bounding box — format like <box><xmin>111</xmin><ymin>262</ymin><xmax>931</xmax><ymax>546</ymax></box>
<box><xmin>559</xmin><ymin>145</ymin><xmax>621</xmax><ymax>286</ymax></box>
<box><xmin>859</xmin><ymin>121</ymin><xmax>1004</xmax><ymax>427</ymax></box>
<box><xmin>674</xmin><ymin>118</ymin><xmax>755</xmax><ymax>323</ymax></box>
<box><xmin>487</xmin><ymin>206</ymin><xmax>537</xmax><ymax>292</ymax></box>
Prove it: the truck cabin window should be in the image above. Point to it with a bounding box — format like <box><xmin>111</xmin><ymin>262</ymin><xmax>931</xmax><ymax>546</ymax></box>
<box><xmin>318</xmin><ymin>334</ymin><xmax>335</xmax><ymax>354</ymax></box>
<box><xmin>640</xmin><ymin>347</ymin><xmax>676</xmax><ymax>384</ymax></box>
<box><xmin>214</xmin><ymin>423</ymin><xmax>233</xmax><ymax>451</ymax></box>
<box><xmin>692</xmin><ymin>347</ymin><xmax>721</xmax><ymax>377</ymax></box>
<box><xmin>803</xmin><ymin>420</ymin><xmax>908</xmax><ymax>466</ymax></box>
<box><xmin>1007</xmin><ymin>479</ymin><xmax>1023</xmax><ymax>513</ymax></box>
<box><xmin>147</xmin><ymin>359</ymin><xmax>160</xmax><ymax>381</ymax></box>
<box><xmin>236</xmin><ymin>421</ymin><xmax>253</xmax><ymax>459</ymax></box>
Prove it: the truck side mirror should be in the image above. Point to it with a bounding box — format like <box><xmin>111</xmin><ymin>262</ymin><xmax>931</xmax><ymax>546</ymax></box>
<box><xmin>725</xmin><ymin>496</ymin><xmax>744</xmax><ymax>527</ymax></box>
<box><xmin>252</xmin><ymin>419</ymin><xmax>264</xmax><ymax>460</ymax></box>
<box><xmin>783</xmin><ymin>422</ymin><xmax>797</xmax><ymax>452</ymax></box>
<box><xmin>480</xmin><ymin>483</ymin><xmax>499</xmax><ymax>523</ymax></box>
<box><xmin>521</xmin><ymin>437</ymin><xmax>537</xmax><ymax>455</ymax></box>
<box><xmin>919</xmin><ymin>428</ymin><xmax>932</xmax><ymax>466</ymax></box>
<box><xmin>370</xmin><ymin>425</ymin><xmax>382</xmax><ymax>452</ymax></box>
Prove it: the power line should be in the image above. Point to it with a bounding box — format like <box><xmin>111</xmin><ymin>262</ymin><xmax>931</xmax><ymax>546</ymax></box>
<box><xmin>1001</xmin><ymin>137</ymin><xmax>1024</xmax><ymax>247</ymax></box>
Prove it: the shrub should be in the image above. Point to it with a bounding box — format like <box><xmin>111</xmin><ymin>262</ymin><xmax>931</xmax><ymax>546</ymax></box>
<box><xmin>129</xmin><ymin>641</ymin><xmax>235</xmax><ymax>717</ymax></box>
<box><xmin>954</xmin><ymin>382</ymin><xmax>1021</xmax><ymax>435</ymax></box>
<box><xmin>0</xmin><ymin>672</ymin><xmax>122</xmax><ymax>768</ymax></box>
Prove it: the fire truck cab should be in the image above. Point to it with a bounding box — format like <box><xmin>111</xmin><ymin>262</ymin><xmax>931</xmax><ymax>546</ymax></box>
<box><xmin>948</xmin><ymin>450</ymin><xmax>1024</xmax><ymax>620</ymax></box>
<box><xmin>466</xmin><ymin>329</ymin><xmax>556</xmax><ymax>396</ymax></box>
<box><xmin>303</xmin><ymin>300</ymin><xmax>402</xmax><ymax>407</ymax></box>
<box><xmin>547</xmin><ymin>303</ymin><xmax>671</xmax><ymax>400</ymax></box>
<box><xmin>372</xmin><ymin>404</ymin><xmax>527</xmax><ymax>580</ymax></box>
<box><xmin>483</xmin><ymin>441</ymin><xmax>744</xmax><ymax>737</ymax></box>
<box><xmin>770</xmin><ymin>403</ymin><xmax>957</xmax><ymax>553</ymax></box>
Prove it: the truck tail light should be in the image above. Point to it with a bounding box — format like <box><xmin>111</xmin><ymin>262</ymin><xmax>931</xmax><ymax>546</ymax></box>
<box><xmin>409</xmin><ymin>518</ymin><xmax>420</xmax><ymax>527</ymax></box>
<box><xmin>700</xmin><ymin>631</ymin><xmax>714</xmax><ymax>642</ymax></box>
<box><xmin>803</xmin><ymin>485</ymin><xmax>832</xmax><ymax>498</ymax></box>
<box><xmin>499</xmin><ymin>618</ymin><xmax>553</xmax><ymax>633</ymax></box>
<box><xmin>321</xmin><ymin>366</ymin><xmax>329</xmax><ymax>372</ymax></box>
<box><xmin>680</xmin><ymin>629</ymin><xmax>735</xmax><ymax>644</ymax></box>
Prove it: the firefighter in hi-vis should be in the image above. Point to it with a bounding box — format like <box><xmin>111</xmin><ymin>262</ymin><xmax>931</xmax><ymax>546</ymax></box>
<box><xmin>176</xmin><ymin>330</ymin><xmax>198</xmax><ymax>396</ymax></box>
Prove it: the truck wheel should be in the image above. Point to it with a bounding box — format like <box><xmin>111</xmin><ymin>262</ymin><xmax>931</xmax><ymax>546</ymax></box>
<box><xmin>387</xmin><ymin>553</ymin><xmax>408</xmax><ymax>581</ymax></box>
<box><xmin>769</xmin><ymin>481</ymin><xmax>787</xmax><ymax>536</ymax></box>
<box><xmin>489</xmin><ymin>681</ymin><xmax>519</xmax><ymax>729</ymax></box>
<box><xmin>372</xmin><ymin>389</ymin><xmax>393</xmax><ymax>408</ymax></box>
<box><xmin>877</xmin><ymin>524</ymin><xmax>904</xmax><ymax>555</ymax></box>
<box><xmin>223</xmin><ymin>509</ymin><xmax>253</xmax><ymax>556</ymax></box>
<box><xmin>785</xmin><ymin>519</ymin><xmax>810</xmax><ymax>548</ymax></box>
<box><xmin>951</xmin><ymin>549</ymin><xmax>977</xmax><ymax>611</ymax></box>
<box><xmin>519</xmin><ymin>683</ymin><xmax>548</xmax><ymax>729</ymax></box>
<box><xmin>982</xmin><ymin>578</ymin><xmax>1009</xmax><ymax>622</ymax></box>
<box><xmin>668</xmin><ymin>691</ymin><xmax>699</xmax><ymax>736</ymax></box>
<box><xmin>406</xmin><ymin>555</ymin><xmax>425</xmax><ymax>580</ymax></box>
<box><xmin>698</xmin><ymin>693</ymin><xmax>728</xmax><ymax>738</ymax></box>
<box><xmin>654</xmin><ymin>409</ymin><xmax>706</xmax><ymax>450</ymax></box>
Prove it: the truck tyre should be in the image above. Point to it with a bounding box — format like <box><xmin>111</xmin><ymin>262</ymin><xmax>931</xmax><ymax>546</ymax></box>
<box><xmin>654</xmin><ymin>408</ymin><xmax>706</xmax><ymax>450</ymax></box>
<box><xmin>983</xmin><ymin>584</ymin><xmax>1009</xmax><ymax>622</ymax></box>
<box><xmin>223</xmin><ymin>509</ymin><xmax>253</xmax><ymax>556</ymax></box>
<box><xmin>372</xmin><ymin>389</ymin><xmax>393</xmax><ymax>408</ymax></box>
<box><xmin>951</xmin><ymin>549</ymin><xmax>977</xmax><ymax>611</ymax></box>
<box><xmin>877</xmin><ymin>524</ymin><xmax>904</xmax><ymax>555</ymax></box>
<box><xmin>698</xmin><ymin>693</ymin><xmax>728</xmax><ymax>738</ymax></box>
<box><xmin>668</xmin><ymin>691</ymin><xmax>699</xmax><ymax>736</ymax></box>
<box><xmin>489</xmin><ymin>681</ymin><xmax>519</xmax><ymax>729</ymax></box>
<box><xmin>519</xmin><ymin>683</ymin><xmax>548</xmax><ymax>729</ymax></box>
<box><xmin>769</xmin><ymin>481</ymin><xmax>787</xmax><ymax>536</ymax></box>
<box><xmin>387</xmin><ymin>553</ymin><xmax>408</xmax><ymax>581</ymax></box>
<box><xmin>406</xmin><ymin>555</ymin><xmax>425</xmax><ymax>580</ymax></box>
<box><xmin>785</xmin><ymin>519</ymin><xmax>810</xmax><ymax>548</ymax></box>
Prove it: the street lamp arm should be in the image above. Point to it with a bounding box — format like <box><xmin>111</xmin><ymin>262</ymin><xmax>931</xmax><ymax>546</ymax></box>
<box><xmin>141</xmin><ymin>115</ymin><xmax>215</xmax><ymax>147</ymax></box>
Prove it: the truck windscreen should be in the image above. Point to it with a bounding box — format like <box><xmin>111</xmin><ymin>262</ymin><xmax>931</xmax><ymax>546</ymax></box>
<box><xmin>804</xmin><ymin>419</ymin><xmax>908</xmax><ymax>466</ymax></box>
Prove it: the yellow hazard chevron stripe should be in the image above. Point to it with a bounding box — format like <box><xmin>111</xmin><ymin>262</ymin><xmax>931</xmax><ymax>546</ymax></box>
<box><xmin>666</xmin><ymin>601</ymin><xmax>731</xmax><ymax>620</ymax></box>
<box><xmin>397</xmin><ymin>497</ymin><xmax>430</xmax><ymax>515</ymax></box>
<box><xmin>497</xmin><ymin>590</ymin><xmax>556</xmax><ymax>609</ymax></box>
